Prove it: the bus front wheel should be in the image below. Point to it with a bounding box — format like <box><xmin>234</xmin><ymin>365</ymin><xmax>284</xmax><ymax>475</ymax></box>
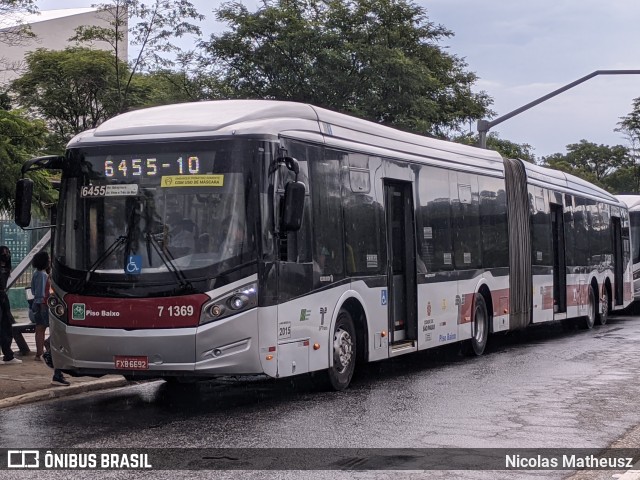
<box><xmin>322</xmin><ymin>309</ymin><xmax>356</xmax><ymax>391</ymax></box>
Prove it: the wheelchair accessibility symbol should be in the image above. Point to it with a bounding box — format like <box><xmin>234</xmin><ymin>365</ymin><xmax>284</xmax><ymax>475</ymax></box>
<box><xmin>125</xmin><ymin>255</ymin><xmax>142</xmax><ymax>275</ymax></box>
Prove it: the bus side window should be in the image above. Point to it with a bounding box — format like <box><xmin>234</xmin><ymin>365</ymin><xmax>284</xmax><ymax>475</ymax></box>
<box><xmin>342</xmin><ymin>154</ymin><xmax>386</xmax><ymax>275</ymax></box>
<box><xmin>416</xmin><ymin>165</ymin><xmax>453</xmax><ymax>272</ymax></box>
<box><xmin>310</xmin><ymin>149</ymin><xmax>344</xmax><ymax>286</ymax></box>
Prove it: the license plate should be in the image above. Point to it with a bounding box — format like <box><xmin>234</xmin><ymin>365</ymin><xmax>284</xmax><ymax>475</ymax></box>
<box><xmin>114</xmin><ymin>355</ymin><xmax>148</xmax><ymax>370</ymax></box>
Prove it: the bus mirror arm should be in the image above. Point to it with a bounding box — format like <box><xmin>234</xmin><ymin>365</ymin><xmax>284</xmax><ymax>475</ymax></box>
<box><xmin>15</xmin><ymin>155</ymin><xmax>64</xmax><ymax>229</ymax></box>
<box><xmin>275</xmin><ymin>156</ymin><xmax>300</xmax><ymax>180</ymax></box>
<box><xmin>20</xmin><ymin>155</ymin><xmax>64</xmax><ymax>175</ymax></box>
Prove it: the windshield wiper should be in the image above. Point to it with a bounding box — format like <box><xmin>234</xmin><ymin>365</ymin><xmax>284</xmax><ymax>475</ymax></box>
<box><xmin>73</xmin><ymin>235</ymin><xmax>127</xmax><ymax>292</ymax></box>
<box><xmin>144</xmin><ymin>231</ymin><xmax>194</xmax><ymax>293</ymax></box>
<box><xmin>74</xmin><ymin>193</ymin><xmax>139</xmax><ymax>293</ymax></box>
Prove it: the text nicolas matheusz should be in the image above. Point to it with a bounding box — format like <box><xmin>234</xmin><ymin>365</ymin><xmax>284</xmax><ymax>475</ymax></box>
<box><xmin>505</xmin><ymin>454</ymin><xmax>634</xmax><ymax>469</ymax></box>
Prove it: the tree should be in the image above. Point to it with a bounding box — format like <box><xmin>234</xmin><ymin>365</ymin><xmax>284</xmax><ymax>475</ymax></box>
<box><xmin>0</xmin><ymin>0</ymin><xmax>36</xmax><ymax>46</ymax></box>
<box><xmin>10</xmin><ymin>47</ymin><xmax>135</xmax><ymax>149</ymax></box>
<box><xmin>616</xmin><ymin>97</ymin><xmax>640</xmax><ymax>192</ymax></box>
<box><xmin>71</xmin><ymin>0</ymin><xmax>204</xmax><ymax>113</ymax></box>
<box><xmin>0</xmin><ymin>108</ymin><xmax>56</xmax><ymax>214</ymax></box>
<box><xmin>454</xmin><ymin>132</ymin><xmax>536</xmax><ymax>163</ymax></box>
<box><xmin>540</xmin><ymin>140</ymin><xmax>633</xmax><ymax>193</ymax></box>
<box><xmin>132</xmin><ymin>69</ymin><xmax>211</xmax><ymax>108</ymax></box>
<box><xmin>0</xmin><ymin>0</ymin><xmax>37</xmax><ymax>78</ymax></box>
<box><xmin>200</xmin><ymin>0</ymin><xmax>492</xmax><ymax>136</ymax></box>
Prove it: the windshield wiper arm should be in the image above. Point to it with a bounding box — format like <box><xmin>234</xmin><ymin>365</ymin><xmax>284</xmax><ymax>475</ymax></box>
<box><xmin>73</xmin><ymin>235</ymin><xmax>127</xmax><ymax>292</ymax></box>
<box><xmin>144</xmin><ymin>232</ymin><xmax>194</xmax><ymax>293</ymax></box>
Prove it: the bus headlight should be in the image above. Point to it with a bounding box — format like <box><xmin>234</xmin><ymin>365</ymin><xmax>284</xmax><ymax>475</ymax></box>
<box><xmin>229</xmin><ymin>294</ymin><xmax>248</xmax><ymax>310</ymax></box>
<box><xmin>200</xmin><ymin>282</ymin><xmax>257</xmax><ymax>325</ymax></box>
<box><xmin>48</xmin><ymin>294</ymin><xmax>67</xmax><ymax>321</ymax></box>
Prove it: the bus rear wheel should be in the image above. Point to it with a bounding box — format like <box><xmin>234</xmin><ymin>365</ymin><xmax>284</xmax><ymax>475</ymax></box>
<box><xmin>582</xmin><ymin>287</ymin><xmax>597</xmax><ymax>330</ymax></box>
<box><xmin>596</xmin><ymin>288</ymin><xmax>609</xmax><ymax>326</ymax></box>
<box><xmin>463</xmin><ymin>293</ymin><xmax>489</xmax><ymax>356</ymax></box>
<box><xmin>321</xmin><ymin>309</ymin><xmax>356</xmax><ymax>391</ymax></box>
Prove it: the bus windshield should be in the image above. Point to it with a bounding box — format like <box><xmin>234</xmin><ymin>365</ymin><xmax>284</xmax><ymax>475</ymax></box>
<box><xmin>55</xmin><ymin>140</ymin><xmax>259</xmax><ymax>286</ymax></box>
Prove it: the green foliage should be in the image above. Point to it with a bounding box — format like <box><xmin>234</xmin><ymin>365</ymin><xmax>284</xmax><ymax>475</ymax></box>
<box><xmin>0</xmin><ymin>108</ymin><xmax>56</xmax><ymax>214</ymax></box>
<box><xmin>10</xmin><ymin>47</ymin><xmax>133</xmax><ymax>147</ymax></box>
<box><xmin>132</xmin><ymin>69</ymin><xmax>208</xmax><ymax>107</ymax></box>
<box><xmin>201</xmin><ymin>0</ymin><xmax>492</xmax><ymax>136</ymax></box>
<box><xmin>0</xmin><ymin>0</ymin><xmax>37</xmax><ymax>46</ymax></box>
<box><xmin>617</xmin><ymin>97</ymin><xmax>640</xmax><ymax>143</ymax></box>
<box><xmin>540</xmin><ymin>140</ymin><xmax>634</xmax><ymax>193</ymax></box>
<box><xmin>454</xmin><ymin>132</ymin><xmax>536</xmax><ymax>163</ymax></box>
<box><xmin>71</xmin><ymin>0</ymin><xmax>205</xmax><ymax>113</ymax></box>
<box><xmin>617</xmin><ymin>99</ymin><xmax>640</xmax><ymax>191</ymax></box>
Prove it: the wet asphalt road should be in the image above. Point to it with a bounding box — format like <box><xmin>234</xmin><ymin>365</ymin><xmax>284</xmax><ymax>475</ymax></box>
<box><xmin>2</xmin><ymin>314</ymin><xmax>640</xmax><ymax>480</ymax></box>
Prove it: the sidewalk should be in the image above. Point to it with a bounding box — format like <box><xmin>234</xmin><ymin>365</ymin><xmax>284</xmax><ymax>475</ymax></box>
<box><xmin>0</xmin><ymin>309</ymin><xmax>128</xmax><ymax>409</ymax></box>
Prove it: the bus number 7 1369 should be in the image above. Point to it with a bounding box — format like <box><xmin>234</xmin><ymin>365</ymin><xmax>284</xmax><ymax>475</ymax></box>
<box><xmin>157</xmin><ymin>305</ymin><xmax>194</xmax><ymax>317</ymax></box>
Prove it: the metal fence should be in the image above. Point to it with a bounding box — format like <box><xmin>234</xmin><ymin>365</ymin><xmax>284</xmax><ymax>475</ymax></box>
<box><xmin>0</xmin><ymin>213</ymin><xmax>50</xmax><ymax>288</ymax></box>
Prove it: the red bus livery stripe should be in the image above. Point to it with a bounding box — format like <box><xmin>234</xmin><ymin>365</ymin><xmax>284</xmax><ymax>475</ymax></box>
<box><xmin>64</xmin><ymin>294</ymin><xmax>210</xmax><ymax>328</ymax></box>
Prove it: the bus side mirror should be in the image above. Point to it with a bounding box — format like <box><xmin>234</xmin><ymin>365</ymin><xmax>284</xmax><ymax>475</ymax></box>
<box><xmin>282</xmin><ymin>181</ymin><xmax>305</xmax><ymax>232</ymax></box>
<box><xmin>15</xmin><ymin>178</ymin><xmax>34</xmax><ymax>228</ymax></box>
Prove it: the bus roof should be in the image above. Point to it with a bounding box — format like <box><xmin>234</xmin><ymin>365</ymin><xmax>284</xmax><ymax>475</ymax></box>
<box><xmin>66</xmin><ymin>100</ymin><xmax>625</xmax><ymax>204</ymax></box>
<box><xmin>68</xmin><ymin>100</ymin><xmax>505</xmax><ymax>172</ymax></box>
<box><xmin>523</xmin><ymin>162</ymin><xmax>619</xmax><ymax>204</ymax></box>
<box><xmin>616</xmin><ymin>195</ymin><xmax>640</xmax><ymax>211</ymax></box>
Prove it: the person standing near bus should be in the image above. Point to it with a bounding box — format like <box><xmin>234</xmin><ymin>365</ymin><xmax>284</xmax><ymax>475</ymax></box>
<box><xmin>31</xmin><ymin>252</ymin><xmax>69</xmax><ymax>385</ymax></box>
<box><xmin>0</xmin><ymin>246</ymin><xmax>21</xmax><ymax>365</ymax></box>
<box><xmin>30</xmin><ymin>251</ymin><xmax>50</xmax><ymax>361</ymax></box>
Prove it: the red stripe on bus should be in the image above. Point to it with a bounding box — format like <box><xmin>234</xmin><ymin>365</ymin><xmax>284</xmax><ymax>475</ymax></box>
<box><xmin>64</xmin><ymin>293</ymin><xmax>210</xmax><ymax>328</ymax></box>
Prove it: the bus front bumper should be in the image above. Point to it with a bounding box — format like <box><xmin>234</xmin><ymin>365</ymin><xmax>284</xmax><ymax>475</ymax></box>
<box><xmin>48</xmin><ymin>309</ymin><xmax>264</xmax><ymax>378</ymax></box>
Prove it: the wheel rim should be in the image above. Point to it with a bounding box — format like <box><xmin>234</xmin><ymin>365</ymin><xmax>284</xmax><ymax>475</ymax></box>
<box><xmin>474</xmin><ymin>308</ymin><xmax>485</xmax><ymax>343</ymax></box>
<box><xmin>333</xmin><ymin>327</ymin><xmax>353</xmax><ymax>374</ymax></box>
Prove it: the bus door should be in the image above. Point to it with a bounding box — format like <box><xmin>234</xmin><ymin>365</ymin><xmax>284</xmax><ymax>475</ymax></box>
<box><xmin>384</xmin><ymin>180</ymin><xmax>417</xmax><ymax>344</ymax></box>
<box><xmin>551</xmin><ymin>203</ymin><xmax>567</xmax><ymax>314</ymax></box>
<box><xmin>612</xmin><ymin>216</ymin><xmax>624</xmax><ymax>305</ymax></box>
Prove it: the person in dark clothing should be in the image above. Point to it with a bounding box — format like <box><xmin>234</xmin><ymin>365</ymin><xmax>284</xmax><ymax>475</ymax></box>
<box><xmin>0</xmin><ymin>246</ymin><xmax>21</xmax><ymax>364</ymax></box>
<box><xmin>31</xmin><ymin>252</ymin><xmax>69</xmax><ymax>385</ymax></box>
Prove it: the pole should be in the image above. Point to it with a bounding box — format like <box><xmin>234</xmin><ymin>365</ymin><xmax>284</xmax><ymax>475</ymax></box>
<box><xmin>477</xmin><ymin>69</ymin><xmax>640</xmax><ymax>148</ymax></box>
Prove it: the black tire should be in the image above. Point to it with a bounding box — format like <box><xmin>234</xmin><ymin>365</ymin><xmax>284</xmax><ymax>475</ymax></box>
<box><xmin>581</xmin><ymin>287</ymin><xmax>596</xmax><ymax>330</ymax></box>
<box><xmin>322</xmin><ymin>309</ymin><xmax>356</xmax><ymax>391</ymax></box>
<box><xmin>463</xmin><ymin>293</ymin><xmax>489</xmax><ymax>356</ymax></box>
<box><xmin>596</xmin><ymin>287</ymin><xmax>609</xmax><ymax>326</ymax></box>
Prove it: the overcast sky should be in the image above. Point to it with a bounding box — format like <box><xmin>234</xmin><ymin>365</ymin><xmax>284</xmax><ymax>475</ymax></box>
<box><xmin>35</xmin><ymin>0</ymin><xmax>640</xmax><ymax>158</ymax></box>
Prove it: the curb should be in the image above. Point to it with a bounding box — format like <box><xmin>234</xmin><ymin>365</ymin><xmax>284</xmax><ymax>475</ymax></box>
<box><xmin>0</xmin><ymin>377</ymin><xmax>130</xmax><ymax>409</ymax></box>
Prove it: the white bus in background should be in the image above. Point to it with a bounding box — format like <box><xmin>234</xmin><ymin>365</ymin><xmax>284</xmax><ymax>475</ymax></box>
<box><xmin>615</xmin><ymin>195</ymin><xmax>640</xmax><ymax>300</ymax></box>
<box><xmin>14</xmin><ymin>100</ymin><xmax>634</xmax><ymax>390</ymax></box>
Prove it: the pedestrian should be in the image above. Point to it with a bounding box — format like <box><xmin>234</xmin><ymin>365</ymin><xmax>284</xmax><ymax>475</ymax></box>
<box><xmin>31</xmin><ymin>251</ymin><xmax>69</xmax><ymax>386</ymax></box>
<box><xmin>31</xmin><ymin>251</ymin><xmax>49</xmax><ymax>361</ymax></box>
<box><xmin>0</xmin><ymin>246</ymin><xmax>21</xmax><ymax>365</ymax></box>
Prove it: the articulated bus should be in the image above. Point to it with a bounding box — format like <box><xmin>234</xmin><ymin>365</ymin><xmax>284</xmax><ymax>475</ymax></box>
<box><xmin>615</xmin><ymin>195</ymin><xmax>640</xmax><ymax>300</ymax></box>
<box><xmin>15</xmin><ymin>100</ymin><xmax>633</xmax><ymax>390</ymax></box>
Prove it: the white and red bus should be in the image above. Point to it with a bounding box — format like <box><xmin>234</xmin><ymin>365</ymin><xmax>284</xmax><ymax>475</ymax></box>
<box><xmin>15</xmin><ymin>100</ymin><xmax>633</xmax><ymax>390</ymax></box>
<box><xmin>615</xmin><ymin>195</ymin><xmax>640</xmax><ymax>300</ymax></box>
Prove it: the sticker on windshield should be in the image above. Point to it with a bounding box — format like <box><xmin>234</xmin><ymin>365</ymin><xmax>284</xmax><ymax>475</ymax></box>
<box><xmin>161</xmin><ymin>175</ymin><xmax>224</xmax><ymax>188</ymax></box>
<box><xmin>81</xmin><ymin>184</ymin><xmax>139</xmax><ymax>197</ymax></box>
<box><xmin>125</xmin><ymin>255</ymin><xmax>142</xmax><ymax>275</ymax></box>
